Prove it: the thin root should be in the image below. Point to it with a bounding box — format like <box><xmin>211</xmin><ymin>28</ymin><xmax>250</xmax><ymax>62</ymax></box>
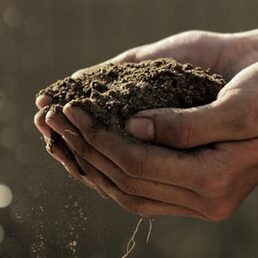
<box><xmin>146</xmin><ymin>218</ymin><xmax>154</xmax><ymax>244</ymax></box>
<box><xmin>121</xmin><ymin>217</ymin><xmax>154</xmax><ymax>258</ymax></box>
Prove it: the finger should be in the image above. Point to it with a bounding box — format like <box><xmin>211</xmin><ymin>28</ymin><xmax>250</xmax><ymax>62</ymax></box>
<box><xmin>70</xmin><ymin>131</ymin><xmax>203</xmax><ymax>212</ymax></box>
<box><xmin>44</xmin><ymin>104</ymin><xmax>122</xmax><ymax>198</ymax></box>
<box><xmin>34</xmin><ymin>105</ymin><xmax>67</xmax><ymax>156</ymax></box>
<box><xmin>47</xmin><ymin>105</ymin><xmax>232</xmax><ymax>219</ymax></box>
<box><xmin>59</xmin><ymin>101</ymin><xmax>258</xmax><ymax>223</ymax></box>
<box><xmin>74</xmin><ymin>154</ymin><xmax>205</xmax><ymax>219</ymax></box>
<box><xmin>34</xmin><ymin>107</ymin><xmax>52</xmax><ymax>138</ymax></box>
<box><xmin>72</xmin><ymin>153</ymin><xmax>110</xmax><ymax>200</ymax></box>
<box><xmin>63</xmin><ymin>104</ymin><xmax>211</xmax><ymax>191</ymax></box>
<box><xmin>34</xmin><ymin>105</ymin><xmax>73</xmax><ymax>165</ymax></box>
<box><xmin>44</xmin><ymin>109</ymin><xmax>250</xmax><ymax>221</ymax></box>
<box><xmin>45</xmin><ymin>105</ymin><xmax>209</xmax><ymax>214</ymax></box>
<box><xmin>126</xmin><ymin>63</ymin><xmax>258</xmax><ymax>148</ymax></box>
<box><xmin>35</xmin><ymin>104</ymin><xmax>108</xmax><ymax>198</ymax></box>
<box><xmin>45</xmin><ymin>135</ymin><xmax>85</xmax><ymax>179</ymax></box>
<box><xmin>44</xmin><ymin>132</ymin><xmax>108</xmax><ymax>199</ymax></box>
<box><xmin>125</xmin><ymin>104</ymin><xmax>225</xmax><ymax>148</ymax></box>
<box><xmin>36</xmin><ymin>94</ymin><xmax>54</xmax><ymax>109</ymax></box>
<box><xmin>49</xmin><ymin>140</ymin><xmax>109</xmax><ymax>199</ymax></box>
<box><xmin>125</xmin><ymin>100</ymin><xmax>249</xmax><ymax>148</ymax></box>
<box><xmin>34</xmin><ymin>105</ymin><xmax>76</xmax><ymax>172</ymax></box>
<box><xmin>45</xmin><ymin>105</ymin><xmax>122</xmax><ymax>185</ymax></box>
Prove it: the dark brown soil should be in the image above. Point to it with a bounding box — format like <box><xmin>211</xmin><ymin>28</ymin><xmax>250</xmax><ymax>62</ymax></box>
<box><xmin>37</xmin><ymin>58</ymin><xmax>226</xmax><ymax>133</ymax></box>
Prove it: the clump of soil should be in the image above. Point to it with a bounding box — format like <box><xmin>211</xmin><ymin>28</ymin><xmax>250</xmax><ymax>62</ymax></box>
<box><xmin>37</xmin><ymin>58</ymin><xmax>226</xmax><ymax>132</ymax></box>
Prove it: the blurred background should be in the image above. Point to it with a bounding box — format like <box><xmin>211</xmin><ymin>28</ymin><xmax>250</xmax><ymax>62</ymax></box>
<box><xmin>1</xmin><ymin>0</ymin><xmax>258</xmax><ymax>257</ymax></box>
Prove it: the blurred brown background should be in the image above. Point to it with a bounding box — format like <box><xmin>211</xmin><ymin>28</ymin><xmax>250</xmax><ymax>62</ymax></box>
<box><xmin>0</xmin><ymin>0</ymin><xmax>258</xmax><ymax>257</ymax></box>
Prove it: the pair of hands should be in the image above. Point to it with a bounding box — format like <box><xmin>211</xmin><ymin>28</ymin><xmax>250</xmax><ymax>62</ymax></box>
<box><xmin>35</xmin><ymin>30</ymin><xmax>258</xmax><ymax>221</ymax></box>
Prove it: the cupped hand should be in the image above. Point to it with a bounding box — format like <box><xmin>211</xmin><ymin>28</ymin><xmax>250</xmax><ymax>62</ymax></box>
<box><xmin>34</xmin><ymin>29</ymin><xmax>258</xmax><ymax>220</ymax></box>
<box><xmin>57</xmin><ymin>62</ymin><xmax>258</xmax><ymax>221</ymax></box>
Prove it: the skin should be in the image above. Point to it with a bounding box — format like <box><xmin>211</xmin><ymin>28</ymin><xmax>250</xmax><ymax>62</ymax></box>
<box><xmin>35</xmin><ymin>30</ymin><xmax>258</xmax><ymax>221</ymax></box>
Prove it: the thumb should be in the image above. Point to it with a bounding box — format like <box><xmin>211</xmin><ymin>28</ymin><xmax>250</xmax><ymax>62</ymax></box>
<box><xmin>125</xmin><ymin>100</ymin><xmax>252</xmax><ymax>148</ymax></box>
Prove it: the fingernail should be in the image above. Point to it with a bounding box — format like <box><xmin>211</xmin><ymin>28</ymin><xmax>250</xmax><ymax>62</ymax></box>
<box><xmin>126</xmin><ymin>117</ymin><xmax>154</xmax><ymax>140</ymax></box>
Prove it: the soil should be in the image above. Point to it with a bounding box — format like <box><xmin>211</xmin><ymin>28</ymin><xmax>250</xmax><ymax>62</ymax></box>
<box><xmin>37</xmin><ymin>58</ymin><xmax>226</xmax><ymax>134</ymax></box>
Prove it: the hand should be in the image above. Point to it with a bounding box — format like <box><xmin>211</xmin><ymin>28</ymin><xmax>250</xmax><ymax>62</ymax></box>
<box><xmin>57</xmin><ymin>62</ymin><xmax>258</xmax><ymax>221</ymax></box>
<box><xmin>34</xmin><ymin>29</ymin><xmax>258</xmax><ymax>220</ymax></box>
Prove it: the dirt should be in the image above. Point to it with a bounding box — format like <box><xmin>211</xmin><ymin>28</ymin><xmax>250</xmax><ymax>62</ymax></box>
<box><xmin>37</xmin><ymin>58</ymin><xmax>226</xmax><ymax>134</ymax></box>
